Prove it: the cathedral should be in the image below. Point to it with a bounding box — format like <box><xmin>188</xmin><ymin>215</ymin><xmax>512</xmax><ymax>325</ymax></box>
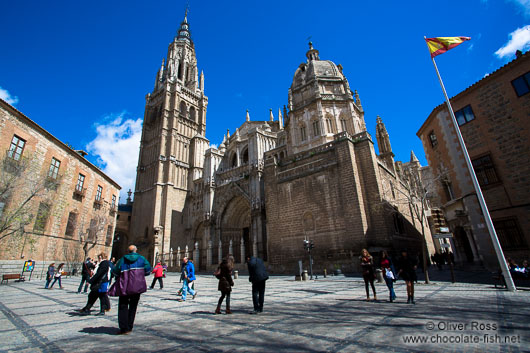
<box><xmin>128</xmin><ymin>14</ymin><xmax>434</xmax><ymax>273</ymax></box>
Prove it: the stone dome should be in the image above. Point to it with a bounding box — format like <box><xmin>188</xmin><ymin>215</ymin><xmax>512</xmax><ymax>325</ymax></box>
<box><xmin>292</xmin><ymin>60</ymin><xmax>343</xmax><ymax>89</ymax></box>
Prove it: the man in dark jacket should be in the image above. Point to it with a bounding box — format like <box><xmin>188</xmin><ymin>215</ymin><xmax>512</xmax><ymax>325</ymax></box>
<box><xmin>77</xmin><ymin>258</ymin><xmax>95</xmax><ymax>293</ymax></box>
<box><xmin>246</xmin><ymin>256</ymin><xmax>269</xmax><ymax>314</ymax></box>
<box><xmin>78</xmin><ymin>253</ymin><xmax>112</xmax><ymax>315</ymax></box>
<box><xmin>110</xmin><ymin>245</ymin><xmax>151</xmax><ymax>335</ymax></box>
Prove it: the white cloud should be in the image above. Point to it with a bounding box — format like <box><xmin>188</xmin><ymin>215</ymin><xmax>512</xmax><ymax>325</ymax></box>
<box><xmin>495</xmin><ymin>25</ymin><xmax>530</xmax><ymax>59</ymax></box>
<box><xmin>0</xmin><ymin>86</ymin><xmax>19</xmax><ymax>105</ymax></box>
<box><xmin>508</xmin><ymin>0</ymin><xmax>530</xmax><ymax>18</ymax></box>
<box><xmin>86</xmin><ymin>113</ymin><xmax>142</xmax><ymax>202</ymax></box>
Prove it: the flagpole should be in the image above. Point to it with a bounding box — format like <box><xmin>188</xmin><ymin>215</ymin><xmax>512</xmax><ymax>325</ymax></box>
<box><xmin>428</xmin><ymin>50</ymin><xmax>516</xmax><ymax>292</ymax></box>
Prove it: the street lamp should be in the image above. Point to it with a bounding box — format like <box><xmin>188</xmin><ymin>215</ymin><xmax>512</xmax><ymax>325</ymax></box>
<box><xmin>303</xmin><ymin>238</ymin><xmax>315</xmax><ymax>280</ymax></box>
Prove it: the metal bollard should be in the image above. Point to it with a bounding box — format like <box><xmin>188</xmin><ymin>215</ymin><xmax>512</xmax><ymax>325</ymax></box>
<box><xmin>302</xmin><ymin>270</ymin><xmax>309</xmax><ymax>281</ymax></box>
<box><xmin>323</xmin><ymin>269</ymin><xmax>327</xmax><ymax>278</ymax></box>
<box><xmin>233</xmin><ymin>270</ymin><xmax>238</xmax><ymax>279</ymax></box>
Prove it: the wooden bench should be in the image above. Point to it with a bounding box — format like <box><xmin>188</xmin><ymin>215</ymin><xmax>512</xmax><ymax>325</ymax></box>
<box><xmin>61</xmin><ymin>271</ymin><xmax>71</xmax><ymax>278</ymax></box>
<box><xmin>1</xmin><ymin>274</ymin><xmax>21</xmax><ymax>284</ymax></box>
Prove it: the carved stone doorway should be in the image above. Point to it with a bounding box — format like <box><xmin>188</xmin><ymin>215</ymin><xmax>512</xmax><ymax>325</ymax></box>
<box><xmin>220</xmin><ymin>196</ymin><xmax>251</xmax><ymax>263</ymax></box>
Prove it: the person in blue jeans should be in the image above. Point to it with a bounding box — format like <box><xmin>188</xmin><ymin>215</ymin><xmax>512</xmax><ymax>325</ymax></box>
<box><xmin>178</xmin><ymin>257</ymin><xmax>196</xmax><ymax>301</ymax></box>
<box><xmin>78</xmin><ymin>258</ymin><xmax>95</xmax><ymax>293</ymax></box>
<box><xmin>44</xmin><ymin>263</ymin><xmax>55</xmax><ymax>289</ymax></box>
<box><xmin>380</xmin><ymin>250</ymin><xmax>397</xmax><ymax>302</ymax></box>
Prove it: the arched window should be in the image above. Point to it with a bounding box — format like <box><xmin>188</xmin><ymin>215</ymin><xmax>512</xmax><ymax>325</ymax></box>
<box><xmin>242</xmin><ymin>148</ymin><xmax>249</xmax><ymax>164</ymax></box>
<box><xmin>178</xmin><ymin>62</ymin><xmax>183</xmax><ymax>80</ymax></box>
<box><xmin>189</xmin><ymin>106</ymin><xmax>196</xmax><ymax>122</ymax></box>
<box><xmin>312</xmin><ymin>120</ymin><xmax>321</xmax><ymax>137</ymax></box>
<box><xmin>231</xmin><ymin>153</ymin><xmax>237</xmax><ymax>168</ymax></box>
<box><xmin>299</xmin><ymin>124</ymin><xmax>307</xmax><ymax>142</ymax></box>
<box><xmin>179</xmin><ymin>101</ymin><xmax>187</xmax><ymax>117</ymax></box>
<box><xmin>340</xmin><ymin>119</ymin><xmax>347</xmax><ymax>132</ymax></box>
<box><xmin>326</xmin><ymin>118</ymin><xmax>334</xmax><ymax>134</ymax></box>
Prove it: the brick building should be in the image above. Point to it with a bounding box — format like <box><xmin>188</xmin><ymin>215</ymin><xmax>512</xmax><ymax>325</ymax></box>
<box><xmin>0</xmin><ymin>99</ymin><xmax>120</xmax><ymax>275</ymax></box>
<box><xmin>417</xmin><ymin>52</ymin><xmax>530</xmax><ymax>269</ymax></box>
<box><xmin>129</xmin><ymin>14</ymin><xmax>435</xmax><ymax>274</ymax></box>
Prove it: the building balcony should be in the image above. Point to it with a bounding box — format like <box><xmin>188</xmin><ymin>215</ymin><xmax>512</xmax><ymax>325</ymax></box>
<box><xmin>73</xmin><ymin>186</ymin><xmax>86</xmax><ymax>199</ymax></box>
<box><xmin>94</xmin><ymin>198</ymin><xmax>104</xmax><ymax>209</ymax></box>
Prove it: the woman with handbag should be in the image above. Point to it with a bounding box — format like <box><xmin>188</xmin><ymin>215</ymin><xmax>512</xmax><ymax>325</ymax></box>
<box><xmin>360</xmin><ymin>249</ymin><xmax>377</xmax><ymax>301</ymax></box>
<box><xmin>214</xmin><ymin>256</ymin><xmax>234</xmax><ymax>314</ymax></box>
<box><xmin>380</xmin><ymin>251</ymin><xmax>396</xmax><ymax>302</ymax></box>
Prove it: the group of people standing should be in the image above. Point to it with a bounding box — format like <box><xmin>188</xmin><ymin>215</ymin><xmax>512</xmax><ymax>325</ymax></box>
<box><xmin>360</xmin><ymin>249</ymin><xmax>418</xmax><ymax>304</ymax></box>
<box><xmin>214</xmin><ymin>254</ymin><xmax>269</xmax><ymax>315</ymax></box>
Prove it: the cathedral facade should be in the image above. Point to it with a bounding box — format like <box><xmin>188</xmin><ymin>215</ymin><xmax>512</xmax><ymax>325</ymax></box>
<box><xmin>129</xmin><ymin>15</ymin><xmax>434</xmax><ymax>273</ymax></box>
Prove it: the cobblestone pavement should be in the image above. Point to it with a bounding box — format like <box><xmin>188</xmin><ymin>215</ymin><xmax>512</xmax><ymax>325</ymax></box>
<box><xmin>0</xmin><ymin>273</ymin><xmax>528</xmax><ymax>352</ymax></box>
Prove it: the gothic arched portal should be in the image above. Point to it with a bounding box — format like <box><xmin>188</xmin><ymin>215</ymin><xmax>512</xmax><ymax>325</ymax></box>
<box><xmin>220</xmin><ymin>196</ymin><xmax>251</xmax><ymax>263</ymax></box>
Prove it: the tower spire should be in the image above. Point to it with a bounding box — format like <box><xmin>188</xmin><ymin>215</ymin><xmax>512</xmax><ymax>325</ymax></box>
<box><xmin>375</xmin><ymin>115</ymin><xmax>392</xmax><ymax>155</ymax></box>
<box><xmin>375</xmin><ymin>115</ymin><xmax>396</xmax><ymax>173</ymax></box>
<box><xmin>176</xmin><ymin>8</ymin><xmax>192</xmax><ymax>45</ymax></box>
<box><xmin>410</xmin><ymin>150</ymin><xmax>420</xmax><ymax>164</ymax></box>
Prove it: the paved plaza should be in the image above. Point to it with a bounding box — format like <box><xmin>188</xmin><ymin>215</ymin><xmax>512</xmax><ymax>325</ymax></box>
<box><xmin>0</xmin><ymin>272</ymin><xmax>528</xmax><ymax>352</ymax></box>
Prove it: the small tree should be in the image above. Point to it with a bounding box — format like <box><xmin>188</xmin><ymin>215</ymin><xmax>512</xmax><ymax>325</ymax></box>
<box><xmin>378</xmin><ymin>166</ymin><xmax>441</xmax><ymax>284</ymax></box>
<box><xmin>0</xmin><ymin>153</ymin><xmax>60</xmax><ymax>244</ymax></box>
<box><xmin>80</xmin><ymin>211</ymin><xmax>109</xmax><ymax>260</ymax></box>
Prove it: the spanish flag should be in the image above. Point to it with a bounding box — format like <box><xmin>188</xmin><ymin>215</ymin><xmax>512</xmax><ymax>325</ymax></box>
<box><xmin>425</xmin><ymin>37</ymin><xmax>471</xmax><ymax>58</ymax></box>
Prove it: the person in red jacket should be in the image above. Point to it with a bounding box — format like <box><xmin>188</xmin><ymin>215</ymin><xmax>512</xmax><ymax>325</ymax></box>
<box><xmin>150</xmin><ymin>262</ymin><xmax>164</xmax><ymax>289</ymax></box>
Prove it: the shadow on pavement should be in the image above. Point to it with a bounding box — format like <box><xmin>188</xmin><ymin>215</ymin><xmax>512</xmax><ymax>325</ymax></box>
<box><xmin>66</xmin><ymin>311</ymin><xmax>89</xmax><ymax>317</ymax></box>
<box><xmin>190</xmin><ymin>310</ymin><xmax>215</xmax><ymax>315</ymax></box>
<box><xmin>80</xmin><ymin>326</ymin><xmax>117</xmax><ymax>335</ymax></box>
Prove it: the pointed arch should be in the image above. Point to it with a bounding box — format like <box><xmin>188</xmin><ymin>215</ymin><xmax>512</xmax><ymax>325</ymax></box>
<box><xmin>189</xmin><ymin>106</ymin><xmax>196</xmax><ymax>122</ymax></box>
<box><xmin>179</xmin><ymin>101</ymin><xmax>187</xmax><ymax>118</ymax></box>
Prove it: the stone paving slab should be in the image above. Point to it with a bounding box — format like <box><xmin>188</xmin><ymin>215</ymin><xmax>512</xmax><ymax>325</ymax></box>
<box><xmin>0</xmin><ymin>273</ymin><xmax>528</xmax><ymax>353</ymax></box>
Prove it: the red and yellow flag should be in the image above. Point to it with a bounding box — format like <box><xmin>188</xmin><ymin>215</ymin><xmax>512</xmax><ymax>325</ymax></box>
<box><xmin>425</xmin><ymin>37</ymin><xmax>471</xmax><ymax>58</ymax></box>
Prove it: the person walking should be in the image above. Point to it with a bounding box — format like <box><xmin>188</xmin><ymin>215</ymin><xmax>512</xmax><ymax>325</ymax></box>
<box><xmin>44</xmin><ymin>263</ymin><xmax>55</xmax><ymax>289</ymax></box>
<box><xmin>150</xmin><ymin>262</ymin><xmax>164</xmax><ymax>289</ymax></box>
<box><xmin>215</xmin><ymin>256</ymin><xmax>234</xmax><ymax>314</ymax></box>
<box><xmin>360</xmin><ymin>249</ymin><xmax>377</xmax><ymax>301</ymax></box>
<box><xmin>49</xmin><ymin>263</ymin><xmax>64</xmax><ymax>289</ymax></box>
<box><xmin>109</xmin><ymin>245</ymin><xmax>151</xmax><ymax>335</ymax></box>
<box><xmin>178</xmin><ymin>257</ymin><xmax>196</xmax><ymax>302</ymax></box>
<box><xmin>246</xmin><ymin>255</ymin><xmax>269</xmax><ymax>314</ymax></box>
<box><xmin>187</xmin><ymin>259</ymin><xmax>197</xmax><ymax>294</ymax></box>
<box><xmin>379</xmin><ymin>251</ymin><xmax>396</xmax><ymax>302</ymax></box>
<box><xmin>397</xmin><ymin>250</ymin><xmax>417</xmax><ymax>304</ymax></box>
<box><xmin>78</xmin><ymin>258</ymin><xmax>95</xmax><ymax>293</ymax></box>
<box><xmin>78</xmin><ymin>253</ymin><xmax>112</xmax><ymax>315</ymax></box>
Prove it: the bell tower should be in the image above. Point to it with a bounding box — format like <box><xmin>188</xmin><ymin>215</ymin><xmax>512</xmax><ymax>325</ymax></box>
<box><xmin>130</xmin><ymin>11</ymin><xmax>209</xmax><ymax>263</ymax></box>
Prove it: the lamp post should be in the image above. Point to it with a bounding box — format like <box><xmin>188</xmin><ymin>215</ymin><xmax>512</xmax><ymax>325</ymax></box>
<box><xmin>303</xmin><ymin>238</ymin><xmax>315</xmax><ymax>280</ymax></box>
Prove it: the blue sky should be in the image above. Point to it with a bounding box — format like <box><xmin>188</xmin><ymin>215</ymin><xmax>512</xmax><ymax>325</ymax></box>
<box><xmin>1</xmin><ymin>0</ymin><xmax>529</xmax><ymax>201</ymax></box>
